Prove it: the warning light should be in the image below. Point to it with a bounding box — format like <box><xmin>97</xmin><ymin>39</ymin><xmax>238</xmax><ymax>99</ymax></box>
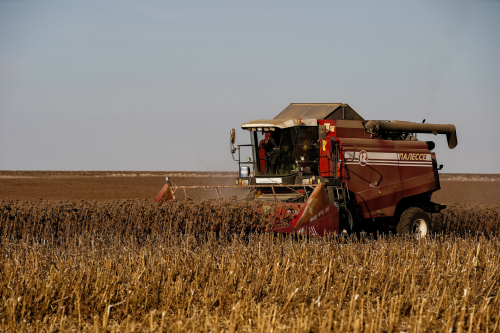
<box><xmin>297</xmin><ymin>118</ymin><xmax>302</xmax><ymax>124</ymax></box>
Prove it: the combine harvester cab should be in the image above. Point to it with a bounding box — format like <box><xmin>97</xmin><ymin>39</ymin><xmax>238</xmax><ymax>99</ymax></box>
<box><xmin>157</xmin><ymin>103</ymin><xmax>457</xmax><ymax>238</ymax></box>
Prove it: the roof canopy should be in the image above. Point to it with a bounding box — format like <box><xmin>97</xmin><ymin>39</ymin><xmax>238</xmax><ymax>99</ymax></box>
<box><xmin>274</xmin><ymin>103</ymin><xmax>364</xmax><ymax>121</ymax></box>
<box><xmin>241</xmin><ymin>103</ymin><xmax>364</xmax><ymax>129</ymax></box>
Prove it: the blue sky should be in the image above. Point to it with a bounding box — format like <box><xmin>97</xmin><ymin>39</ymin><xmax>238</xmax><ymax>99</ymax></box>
<box><xmin>1</xmin><ymin>0</ymin><xmax>499</xmax><ymax>173</ymax></box>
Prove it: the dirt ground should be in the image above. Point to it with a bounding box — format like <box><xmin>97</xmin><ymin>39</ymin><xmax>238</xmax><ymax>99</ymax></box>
<box><xmin>0</xmin><ymin>171</ymin><xmax>499</xmax><ymax>205</ymax></box>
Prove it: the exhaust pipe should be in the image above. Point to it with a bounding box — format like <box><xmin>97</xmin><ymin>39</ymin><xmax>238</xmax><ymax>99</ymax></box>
<box><xmin>365</xmin><ymin>120</ymin><xmax>457</xmax><ymax>149</ymax></box>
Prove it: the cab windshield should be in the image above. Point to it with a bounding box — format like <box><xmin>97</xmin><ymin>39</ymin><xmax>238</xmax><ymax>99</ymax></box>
<box><xmin>251</xmin><ymin>127</ymin><xmax>319</xmax><ymax>177</ymax></box>
<box><xmin>251</xmin><ymin>128</ymin><xmax>297</xmax><ymax>176</ymax></box>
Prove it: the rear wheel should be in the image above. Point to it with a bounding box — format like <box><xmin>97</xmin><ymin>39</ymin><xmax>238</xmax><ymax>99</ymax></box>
<box><xmin>397</xmin><ymin>207</ymin><xmax>431</xmax><ymax>239</ymax></box>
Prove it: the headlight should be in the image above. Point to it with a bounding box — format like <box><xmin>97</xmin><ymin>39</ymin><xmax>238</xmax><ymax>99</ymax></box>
<box><xmin>242</xmin><ymin>179</ymin><xmax>249</xmax><ymax>186</ymax></box>
<box><xmin>302</xmin><ymin>178</ymin><xmax>310</xmax><ymax>185</ymax></box>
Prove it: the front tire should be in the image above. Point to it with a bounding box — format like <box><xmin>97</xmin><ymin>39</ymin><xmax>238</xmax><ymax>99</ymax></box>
<box><xmin>397</xmin><ymin>207</ymin><xmax>431</xmax><ymax>239</ymax></box>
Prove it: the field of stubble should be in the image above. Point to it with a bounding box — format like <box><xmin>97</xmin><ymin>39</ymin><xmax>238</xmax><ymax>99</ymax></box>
<box><xmin>1</xmin><ymin>172</ymin><xmax>500</xmax><ymax>332</ymax></box>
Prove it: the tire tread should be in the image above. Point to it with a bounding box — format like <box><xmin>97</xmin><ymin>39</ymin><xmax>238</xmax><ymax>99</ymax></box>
<box><xmin>397</xmin><ymin>207</ymin><xmax>429</xmax><ymax>235</ymax></box>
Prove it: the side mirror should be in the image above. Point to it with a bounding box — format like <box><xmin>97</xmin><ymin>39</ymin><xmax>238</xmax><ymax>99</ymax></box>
<box><xmin>438</xmin><ymin>164</ymin><xmax>443</xmax><ymax>171</ymax></box>
<box><xmin>230</xmin><ymin>128</ymin><xmax>236</xmax><ymax>145</ymax></box>
<box><xmin>230</xmin><ymin>128</ymin><xmax>238</xmax><ymax>158</ymax></box>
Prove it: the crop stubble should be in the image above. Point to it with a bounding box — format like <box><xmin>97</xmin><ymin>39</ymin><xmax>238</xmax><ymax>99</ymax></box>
<box><xmin>1</xmin><ymin>199</ymin><xmax>500</xmax><ymax>332</ymax></box>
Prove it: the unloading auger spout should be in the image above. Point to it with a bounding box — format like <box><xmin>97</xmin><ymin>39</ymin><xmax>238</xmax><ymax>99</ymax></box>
<box><xmin>365</xmin><ymin>120</ymin><xmax>457</xmax><ymax>149</ymax></box>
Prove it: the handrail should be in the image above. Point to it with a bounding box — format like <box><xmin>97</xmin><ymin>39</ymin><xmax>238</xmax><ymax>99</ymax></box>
<box><xmin>164</xmin><ymin>184</ymin><xmax>317</xmax><ymax>202</ymax></box>
<box><xmin>341</xmin><ymin>144</ymin><xmax>357</xmax><ymax>162</ymax></box>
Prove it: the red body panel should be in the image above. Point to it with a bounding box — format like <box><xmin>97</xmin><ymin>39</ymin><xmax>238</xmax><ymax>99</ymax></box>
<box><xmin>334</xmin><ymin>120</ymin><xmax>367</xmax><ymax>139</ymax></box>
<box><xmin>268</xmin><ymin>204</ymin><xmax>339</xmax><ymax>236</ymax></box>
<box><xmin>268</xmin><ymin>183</ymin><xmax>340</xmax><ymax>236</ymax></box>
<box><xmin>294</xmin><ymin>204</ymin><xmax>339</xmax><ymax>236</ymax></box>
<box><xmin>394</xmin><ymin>141</ymin><xmax>438</xmax><ymax>199</ymax></box>
<box><xmin>335</xmin><ymin>136</ymin><xmax>438</xmax><ymax>219</ymax></box>
<box><xmin>317</xmin><ymin>119</ymin><xmax>372</xmax><ymax>178</ymax></box>
<box><xmin>339</xmin><ymin>138</ymin><xmax>402</xmax><ymax>219</ymax></box>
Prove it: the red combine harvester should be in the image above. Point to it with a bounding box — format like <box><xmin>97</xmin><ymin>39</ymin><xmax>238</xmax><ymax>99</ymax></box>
<box><xmin>156</xmin><ymin>103</ymin><xmax>457</xmax><ymax>238</ymax></box>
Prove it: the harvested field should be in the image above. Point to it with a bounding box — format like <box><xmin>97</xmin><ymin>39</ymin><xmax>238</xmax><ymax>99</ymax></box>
<box><xmin>1</xmin><ymin>171</ymin><xmax>500</xmax><ymax>205</ymax></box>
<box><xmin>1</xmin><ymin>200</ymin><xmax>500</xmax><ymax>331</ymax></box>
<box><xmin>1</xmin><ymin>171</ymin><xmax>500</xmax><ymax>332</ymax></box>
<box><xmin>0</xmin><ymin>172</ymin><xmax>246</xmax><ymax>202</ymax></box>
<box><xmin>1</xmin><ymin>226</ymin><xmax>500</xmax><ymax>332</ymax></box>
